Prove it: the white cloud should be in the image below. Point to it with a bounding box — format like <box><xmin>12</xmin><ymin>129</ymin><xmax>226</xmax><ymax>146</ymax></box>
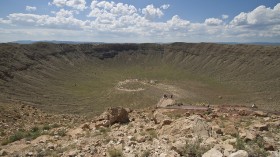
<box><xmin>205</xmin><ymin>18</ymin><xmax>223</xmax><ymax>26</ymax></box>
<box><xmin>142</xmin><ymin>4</ymin><xmax>164</xmax><ymax>20</ymax></box>
<box><xmin>230</xmin><ymin>3</ymin><xmax>280</xmax><ymax>26</ymax></box>
<box><xmin>55</xmin><ymin>9</ymin><xmax>74</xmax><ymax>17</ymax></box>
<box><xmin>222</xmin><ymin>14</ymin><xmax>229</xmax><ymax>19</ymax></box>
<box><xmin>88</xmin><ymin>1</ymin><xmax>137</xmax><ymax>18</ymax></box>
<box><xmin>160</xmin><ymin>4</ymin><xmax>170</xmax><ymax>10</ymax></box>
<box><xmin>0</xmin><ymin>18</ymin><xmax>11</xmax><ymax>24</ymax></box>
<box><xmin>1</xmin><ymin>2</ymin><xmax>280</xmax><ymax>42</ymax></box>
<box><xmin>51</xmin><ymin>0</ymin><xmax>87</xmax><ymax>11</ymax></box>
<box><xmin>6</xmin><ymin>11</ymin><xmax>88</xmax><ymax>30</ymax></box>
<box><xmin>26</xmin><ymin>6</ymin><xmax>37</xmax><ymax>12</ymax></box>
<box><xmin>167</xmin><ymin>15</ymin><xmax>190</xmax><ymax>29</ymax></box>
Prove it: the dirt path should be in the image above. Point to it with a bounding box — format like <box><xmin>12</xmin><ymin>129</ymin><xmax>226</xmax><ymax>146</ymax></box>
<box><xmin>154</xmin><ymin>83</ymin><xmax>185</xmax><ymax>98</ymax></box>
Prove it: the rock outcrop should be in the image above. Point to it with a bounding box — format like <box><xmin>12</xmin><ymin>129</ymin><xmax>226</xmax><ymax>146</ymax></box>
<box><xmin>95</xmin><ymin>107</ymin><xmax>129</xmax><ymax>128</ymax></box>
<box><xmin>0</xmin><ymin>104</ymin><xmax>279</xmax><ymax>157</ymax></box>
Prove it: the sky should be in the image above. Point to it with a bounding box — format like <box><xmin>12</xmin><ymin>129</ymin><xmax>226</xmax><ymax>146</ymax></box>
<box><xmin>0</xmin><ymin>0</ymin><xmax>280</xmax><ymax>43</ymax></box>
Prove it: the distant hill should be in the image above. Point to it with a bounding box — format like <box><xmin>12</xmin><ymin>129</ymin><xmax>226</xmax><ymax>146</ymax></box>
<box><xmin>9</xmin><ymin>40</ymin><xmax>104</xmax><ymax>44</ymax></box>
<box><xmin>216</xmin><ymin>42</ymin><xmax>280</xmax><ymax>46</ymax></box>
<box><xmin>7</xmin><ymin>40</ymin><xmax>280</xmax><ymax>46</ymax></box>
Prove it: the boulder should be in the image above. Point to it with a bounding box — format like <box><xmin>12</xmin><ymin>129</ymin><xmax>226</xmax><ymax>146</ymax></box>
<box><xmin>212</xmin><ymin>125</ymin><xmax>223</xmax><ymax>135</ymax></box>
<box><xmin>268</xmin><ymin>151</ymin><xmax>280</xmax><ymax>157</ymax></box>
<box><xmin>153</xmin><ymin>110</ymin><xmax>171</xmax><ymax>124</ymax></box>
<box><xmin>191</xmin><ymin>115</ymin><xmax>211</xmax><ymax>138</ymax></box>
<box><xmin>223</xmin><ymin>125</ymin><xmax>238</xmax><ymax>137</ymax></box>
<box><xmin>253</xmin><ymin>111</ymin><xmax>268</xmax><ymax>117</ymax></box>
<box><xmin>81</xmin><ymin>123</ymin><xmax>91</xmax><ymax>130</ymax></box>
<box><xmin>159</xmin><ymin>115</ymin><xmax>211</xmax><ymax>138</ymax></box>
<box><xmin>264</xmin><ymin>137</ymin><xmax>275</xmax><ymax>151</ymax></box>
<box><xmin>269</xmin><ymin>121</ymin><xmax>280</xmax><ymax>128</ymax></box>
<box><xmin>229</xmin><ymin>150</ymin><xmax>248</xmax><ymax>157</ymax></box>
<box><xmin>202</xmin><ymin>148</ymin><xmax>223</xmax><ymax>157</ymax></box>
<box><xmin>162</xmin><ymin>119</ymin><xmax>172</xmax><ymax>126</ymax></box>
<box><xmin>171</xmin><ymin>140</ymin><xmax>185</xmax><ymax>155</ymax></box>
<box><xmin>204</xmin><ymin>137</ymin><xmax>217</xmax><ymax>146</ymax></box>
<box><xmin>95</xmin><ymin>107</ymin><xmax>129</xmax><ymax>128</ymax></box>
<box><xmin>244</xmin><ymin>131</ymin><xmax>256</xmax><ymax>141</ymax></box>
<box><xmin>0</xmin><ymin>150</ymin><xmax>8</xmax><ymax>156</ymax></box>
<box><xmin>254</xmin><ymin>123</ymin><xmax>269</xmax><ymax>131</ymax></box>
<box><xmin>26</xmin><ymin>152</ymin><xmax>33</xmax><ymax>157</ymax></box>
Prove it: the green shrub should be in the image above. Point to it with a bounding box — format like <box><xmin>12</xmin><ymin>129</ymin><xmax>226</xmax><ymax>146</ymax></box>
<box><xmin>235</xmin><ymin>135</ymin><xmax>245</xmax><ymax>150</ymax></box>
<box><xmin>31</xmin><ymin>126</ymin><xmax>39</xmax><ymax>132</ymax></box>
<box><xmin>1</xmin><ymin>130</ymin><xmax>25</xmax><ymax>145</ymax></box>
<box><xmin>1</xmin><ymin>126</ymin><xmax>44</xmax><ymax>145</ymax></box>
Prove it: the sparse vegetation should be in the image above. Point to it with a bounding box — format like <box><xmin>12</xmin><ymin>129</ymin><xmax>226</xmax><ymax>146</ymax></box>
<box><xmin>43</xmin><ymin>124</ymin><xmax>51</xmax><ymax>130</ymax></box>
<box><xmin>1</xmin><ymin>125</ymin><xmax>49</xmax><ymax>145</ymax></box>
<box><xmin>235</xmin><ymin>135</ymin><xmax>246</xmax><ymax>150</ymax></box>
<box><xmin>0</xmin><ymin>43</ymin><xmax>279</xmax><ymax>156</ymax></box>
<box><xmin>1</xmin><ymin>43</ymin><xmax>279</xmax><ymax>115</ymax></box>
<box><xmin>147</xmin><ymin>130</ymin><xmax>157</xmax><ymax>139</ymax></box>
<box><xmin>245</xmin><ymin>136</ymin><xmax>269</xmax><ymax>157</ymax></box>
<box><xmin>183</xmin><ymin>138</ymin><xmax>210</xmax><ymax>157</ymax></box>
<box><xmin>1</xmin><ymin>130</ymin><xmax>25</xmax><ymax>145</ymax></box>
<box><xmin>141</xmin><ymin>150</ymin><xmax>151</xmax><ymax>157</ymax></box>
<box><xmin>108</xmin><ymin>148</ymin><xmax>123</xmax><ymax>157</ymax></box>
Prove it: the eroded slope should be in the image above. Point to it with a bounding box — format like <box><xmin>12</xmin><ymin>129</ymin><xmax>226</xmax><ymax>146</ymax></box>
<box><xmin>0</xmin><ymin>43</ymin><xmax>279</xmax><ymax>114</ymax></box>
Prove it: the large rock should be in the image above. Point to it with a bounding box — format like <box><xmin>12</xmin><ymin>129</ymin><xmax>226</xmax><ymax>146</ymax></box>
<box><xmin>153</xmin><ymin>110</ymin><xmax>172</xmax><ymax>124</ymax></box>
<box><xmin>171</xmin><ymin>140</ymin><xmax>185</xmax><ymax>155</ymax></box>
<box><xmin>253</xmin><ymin>111</ymin><xmax>268</xmax><ymax>117</ymax></box>
<box><xmin>254</xmin><ymin>123</ymin><xmax>269</xmax><ymax>131</ymax></box>
<box><xmin>159</xmin><ymin>115</ymin><xmax>211</xmax><ymax>138</ymax></box>
<box><xmin>223</xmin><ymin>125</ymin><xmax>238</xmax><ymax>137</ymax></box>
<box><xmin>190</xmin><ymin>115</ymin><xmax>211</xmax><ymax>138</ymax></box>
<box><xmin>95</xmin><ymin>107</ymin><xmax>129</xmax><ymax>128</ymax></box>
<box><xmin>268</xmin><ymin>151</ymin><xmax>280</xmax><ymax>157</ymax></box>
<box><xmin>229</xmin><ymin>150</ymin><xmax>248</xmax><ymax>157</ymax></box>
<box><xmin>239</xmin><ymin>129</ymin><xmax>256</xmax><ymax>141</ymax></box>
<box><xmin>202</xmin><ymin>148</ymin><xmax>223</xmax><ymax>157</ymax></box>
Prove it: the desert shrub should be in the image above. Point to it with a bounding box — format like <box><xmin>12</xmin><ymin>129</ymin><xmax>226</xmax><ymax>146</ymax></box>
<box><xmin>147</xmin><ymin>130</ymin><xmax>157</xmax><ymax>139</ymax></box>
<box><xmin>141</xmin><ymin>150</ymin><xmax>151</xmax><ymax>157</ymax></box>
<box><xmin>1</xmin><ymin>130</ymin><xmax>25</xmax><ymax>145</ymax></box>
<box><xmin>108</xmin><ymin>148</ymin><xmax>123</xmax><ymax>157</ymax></box>
<box><xmin>51</xmin><ymin>123</ymin><xmax>60</xmax><ymax>128</ymax></box>
<box><xmin>26</xmin><ymin>130</ymin><xmax>41</xmax><ymax>141</ymax></box>
<box><xmin>99</xmin><ymin>127</ymin><xmax>111</xmax><ymax>134</ymax></box>
<box><xmin>234</xmin><ymin>135</ymin><xmax>245</xmax><ymax>150</ymax></box>
<box><xmin>31</xmin><ymin>126</ymin><xmax>39</xmax><ymax>132</ymax></box>
<box><xmin>182</xmin><ymin>138</ymin><xmax>210</xmax><ymax>157</ymax></box>
<box><xmin>246</xmin><ymin>145</ymin><xmax>268</xmax><ymax>157</ymax></box>
<box><xmin>245</xmin><ymin>136</ymin><xmax>269</xmax><ymax>157</ymax></box>
<box><xmin>57</xmin><ymin>129</ymin><xmax>67</xmax><ymax>137</ymax></box>
<box><xmin>0</xmin><ymin>130</ymin><xmax>5</xmax><ymax>136</ymax></box>
<box><xmin>43</xmin><ymin>124</ymin><xmax>51</xmax><ymax>130</ymax></box>
<box><xmin>1</xmin><ymin>126</ymin><xmax>46</xmax><ymax>145</ymax></box>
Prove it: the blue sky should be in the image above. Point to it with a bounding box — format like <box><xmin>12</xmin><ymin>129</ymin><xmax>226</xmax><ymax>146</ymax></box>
<box><xmin>0</xmin><ymin>0</ymin><xmax>280</xmax><ymax>43</ymax></box>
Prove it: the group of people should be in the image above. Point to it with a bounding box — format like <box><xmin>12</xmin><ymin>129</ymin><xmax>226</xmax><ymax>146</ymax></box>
<box><xmin>163</xmin><ymin>94</ymin><xmax>173</xmax><ymax>99</ymax></box>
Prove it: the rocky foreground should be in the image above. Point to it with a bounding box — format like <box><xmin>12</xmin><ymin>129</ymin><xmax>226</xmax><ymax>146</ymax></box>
<box><xmin>0</xmin><ymin>104</ymin><xmax>280</xmax><ymax>157</ymax></box>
